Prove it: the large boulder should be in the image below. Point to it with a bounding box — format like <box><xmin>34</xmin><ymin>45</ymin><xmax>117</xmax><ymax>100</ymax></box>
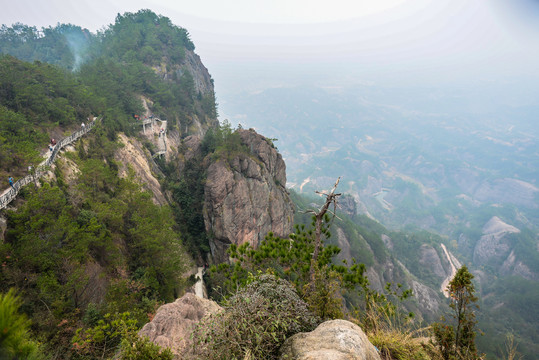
<box><xmin>279</xmin><ymin>319</ymin><xmax>381</xmax><ymax>360</ymax></box>
<box><xmin>139</xmin><ymin>293</ymin><xmax>222</xmax><ymax>358</ymax></box>
<box><xmin>204</xmin><ymin>128</ymin><xmax>294</xmax><ymax>263</ymax></box>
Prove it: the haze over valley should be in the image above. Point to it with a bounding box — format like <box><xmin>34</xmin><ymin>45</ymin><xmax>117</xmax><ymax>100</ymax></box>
<box><xmin>1</xmin><ymin>1</ymin><xmax>538</xmax><ymax>358</ymax></box>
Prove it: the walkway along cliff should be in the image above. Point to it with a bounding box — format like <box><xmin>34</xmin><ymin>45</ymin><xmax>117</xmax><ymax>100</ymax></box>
<box><xmin>0</xmin><ymin>117</ymin><xmax>100</xmax><ymax>210</ymax></box>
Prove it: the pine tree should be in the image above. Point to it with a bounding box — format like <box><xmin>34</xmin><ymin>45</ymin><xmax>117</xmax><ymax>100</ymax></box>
<box><xmin>433</xmin><ymin>265</ymin><xmax>480</xmax><ymax>359</ymax></box>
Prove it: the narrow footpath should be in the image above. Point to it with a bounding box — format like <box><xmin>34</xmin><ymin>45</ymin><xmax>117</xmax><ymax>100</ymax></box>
<box><xmin>0</xmin><ymin>118</ymin><xmax>100</xmax><ymax>210</ymax></box>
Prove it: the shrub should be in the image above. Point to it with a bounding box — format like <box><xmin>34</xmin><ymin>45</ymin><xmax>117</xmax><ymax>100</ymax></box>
<box><xmin>193</xmin><ymin>274</ymin><xmax>319</xmax><ymax>360</ymax></box>
<box><xmin>0</xmin><ymin>289</ymin><xmax>43</xmax><ymax>360</ymax></box>
<box><xmin>369</xmin><ymin>328</ymin><xmax>433</xmax><ymax>360</ymax></box>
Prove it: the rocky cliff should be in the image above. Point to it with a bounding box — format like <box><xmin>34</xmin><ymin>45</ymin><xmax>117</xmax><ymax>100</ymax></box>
<box><xmin>473</xmin><ymin>216</ymin><xmax>538</xmax><ymax>281</ymax></box>
<box><xmin>152</xmin><ymin>48</ymin><xmax>219</xmax><ymax>137</ymax></box>
<box><xmin>473</xmin><ymin>216</ymin><xmax>520</xmax><ymax>266</ymax></box>
<box><xmin>203</xmin><ymin>129</ymin><xmax>294</xmax><ymax>263</ymax></box>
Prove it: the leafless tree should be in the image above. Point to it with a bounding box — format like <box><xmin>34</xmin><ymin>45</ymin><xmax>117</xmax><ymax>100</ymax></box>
<box><xmin>305</xmin><ymin>177</ymin><xmax>342</xmax><ymax>281</ymax></box>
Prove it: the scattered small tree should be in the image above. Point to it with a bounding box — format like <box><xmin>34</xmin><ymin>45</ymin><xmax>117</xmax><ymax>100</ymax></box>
<box><xmin>433</xmin><ymin>265</ymin><xmax>480</xmax><ymax>359</ymax></box>
<box><xmin>72</xmin><ymin>311</ymin><xmax>173</xmax><ymax>360</ymax></box>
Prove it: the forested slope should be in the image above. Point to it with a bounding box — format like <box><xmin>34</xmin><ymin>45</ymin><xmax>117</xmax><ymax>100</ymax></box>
<box><xmin>0</xmin><ymin>9</ymin><xmax>525</xmax><ymax>360</ymax></box>
<box><xmin>0</xmin><ymin>10</ymin><xmax>218</xmax><ymax>358</ymax></box>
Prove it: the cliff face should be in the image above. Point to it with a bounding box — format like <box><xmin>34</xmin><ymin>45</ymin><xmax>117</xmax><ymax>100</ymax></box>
<box><xmin>180</xmin><ymin>50</ymin><xmax>215</xmax><ymax>96</ymax></box>
<box><xmin>115</xmin><ymin>133</ymin><xmax>167</xmax><ymax>206</ymax></box>
<box><xmin>473</xmin><ymin>216</ymin><xmax>520</xmax><ymax>266</ymax></box>
<box><xmin>152</xmin><ymin>48</ymin><xmax>219</xmax><ymax>137</ymax></box>
<box><xmin>203</xmin><ymin>129</ymin><xmax>294</xmax><ymax>263</ymax></box>
<box><xmin>473</xmin><ymin>216</ymin><xmax>538</xmax><ymax>281</ymax></box>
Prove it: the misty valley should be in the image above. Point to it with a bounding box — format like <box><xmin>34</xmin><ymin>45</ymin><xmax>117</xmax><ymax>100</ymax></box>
<box><xmin>0</xmin><ymin>8</ymin><xmax>538</xmax><ymax>360</ymax></box>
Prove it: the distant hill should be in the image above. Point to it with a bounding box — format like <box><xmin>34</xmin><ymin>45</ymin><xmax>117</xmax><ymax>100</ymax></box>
<box><xmin>221</xmin><ymin>83</ymin><xmax>539</xmax><ymax>358</ymax></box>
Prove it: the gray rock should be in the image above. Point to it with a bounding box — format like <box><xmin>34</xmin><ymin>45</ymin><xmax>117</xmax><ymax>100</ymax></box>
<box><xmin>204</xmin><ymin>129</ymin><xmax>294</xmax><ymax>262</ymax></box>
<box><xmin>473</xmin><ymin>216</ymin><xmax>520</xmax><ymax>265</ymax></box>
<box><xmin>411</xmin><ymin>280</ymin><xmax>440</xmax><ymax>316</ymax></box>
<box><xmin>338</xmin><ymin>195</ymin><xmax>357</xmax><ymax>217</ymax></box>
<box><xmin>279</xmin><ymin>319</ymin><xmax>381</xmax><ymax>360</ymax></box>
<box><xmin>0</xmin><ymin>214</ymin><xmax>6</xmax><ymax>242</ymax></box>
<box><xmin>139</xmin><ymin>293</ymin><xmax>222</xmax><ymax>358</ymax></box>
<box><xmin>473</xmin><ymin>178</ymin><xmax>539</xmax><ymax>208</ymax></box>
<box><xmin>418</xmin><ymin>244</ymin><xmax>447</xmax><ymax>280</ymax></box>
<box><xmin>381</xmin><ymin>234</ymin><xmax>393</xmax><ymax>250</ymax></box>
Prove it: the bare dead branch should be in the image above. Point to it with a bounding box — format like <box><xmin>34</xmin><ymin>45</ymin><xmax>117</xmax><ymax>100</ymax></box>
<box><xmin>308</xmin><ymin>177</ymin><xmax>342</xmax><ymax>282</ymax></box>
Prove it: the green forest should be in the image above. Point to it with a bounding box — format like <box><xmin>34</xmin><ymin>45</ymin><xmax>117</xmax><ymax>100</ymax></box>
<box><xmin>0</xmin><ymin>10</ymin><xmax>217</xmax><ymax>358</ymax></box>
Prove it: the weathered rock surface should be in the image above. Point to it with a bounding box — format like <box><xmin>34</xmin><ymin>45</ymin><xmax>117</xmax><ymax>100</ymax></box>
<box><xmin>204</xmin><ymin>129</ymin><xmax>294</xmax><ymax>263</ymax></box>
<box><xmin>139</xmin><ymin>293</ymin><xmax>222</xmax><ymax>358</ymax></box>
<box><xmin>115</xmin><ymin>133</ymin><xmax>167</xmax><ymax>206</ymax></box>
<box><xmin>334</xmin><ymin>227</ymin><xmax>352</xmax><ymax>265</ymax></box>
<box><xmin>152</xmin><ymin>48</ymin><xmax>218</xmax><ymax>137</ymax></box>
<box><xmin>180</xmin><ymin>50</ymin><xmax>214</xmax><ymax>96</ymax></box>
<box><xmin>419</xmin><ymin>244</ymin><xmax>447</xmax><ymax>280</ymax></box>
<box><xmin>500</xmin><ymin>250</ymin><xmax>538</xmax><ymax>281</ymax></box>
<box><xmin>381</xmin><ymin>234</ymin><xmax>393</xmax><ymax>250</ymax></box>
<box><xmin>0</xmin><ymin>214</ymin><xmax>6</xmax><ymax>241</ymax></box>
<box><xmin>411</xmin><ymin>280</ymin><xmax>440</xmax><ymax>316</ymax></box>
<box><xmin>473</xmin><ymin>178</ymin><xmax>539</xmax><ymax>208</ymax></box>
<box><xmin>338</xmin><ymin>195</ymin><xmax>357</xmax><ymax>217</ymax></box>
<box><xmin>279</xmin><ymin>319</ymin><xmax>381</xmax><ymax>360</ymax></box>
<box><xmin>473</xmin><ymin>216</ymin><xmax>520</xmax><ymax>265</ymax></box>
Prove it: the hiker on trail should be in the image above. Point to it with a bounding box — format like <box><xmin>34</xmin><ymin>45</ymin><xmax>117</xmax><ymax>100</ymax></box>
<box><xmin>49</xmin><ymin>144</ymin><xmax>54</xmax><ymax>152</ymax></box>
<box><xmin>81</xmin><ymin>122</ymin><xmax>85</xmax><ymax>129</ymax></box>
<box><xmin>51</xmin><ymin>138</ymin><xmax>56</xmax><ymax>145</ymax></box>
<box><xmin>8</xmin><ymin>176</ymin><xmax>14</xmax><ymax>189</ymax></box>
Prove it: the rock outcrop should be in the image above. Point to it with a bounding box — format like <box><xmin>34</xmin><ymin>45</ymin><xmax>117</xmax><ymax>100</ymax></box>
<box><xmin>203</xmin><ymin>129</ymin><xmax>294</xmax><ymax>263</ymax></box>
<box><xmin>419</xmin><ymin>244</ymin><xmax>447</xmax><ymax>280</ymax></box>
<box><xmin>153</xmin><ymin>48</ymin><xmax>218</xmax><ymax>137</ymax></box>
<box><xmin>0</xmin><ymin>214</ymin><xmax>6</xmax><ymax>241</ymax></box>
<box><xmin>411</xmin><ymin>280</ymin><xmax>440</xmax><ymax>316</ymax></box>
<box><xmin>473</xmin><ymin>178</ymin><xmax>539</xmax><ymax>208</ymax></box>
<box><xmin>139</xmin><ymin>293</ymin><xmax>222</xmax><ymax>358</ymax></box>
<box><xmin>115</xmin><ymin>134</ymin><xmax>167</xmax><ymax>206</ymax></box>
<box><xmin>180</xmin><ymin>50</ymin><xmax>214</xmax><ymax>96</ymax></box>
<box><xmin>279</xmin><ymin>319</ymin><xmax>381</xmax><ymax>360</ymax></box>
<box><xmin>338</xmin><ymin>195</ymin><xmax>357</xmax><ymax>217</ymax></box>
<box><xmin>473</xmin><ymin>216</ymin><xmax>520</xmax><ymax>266</ymax></box>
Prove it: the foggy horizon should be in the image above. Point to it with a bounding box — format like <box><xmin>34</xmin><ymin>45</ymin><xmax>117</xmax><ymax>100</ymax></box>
<box><xmin>2</xmin><ymin>1</ymin><xmax>539</xmax><ymax>91</ymax></box>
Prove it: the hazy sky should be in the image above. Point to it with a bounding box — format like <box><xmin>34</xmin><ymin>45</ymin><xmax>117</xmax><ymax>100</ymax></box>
<box><xmin>2</xmin><ymin>0</ymin><xmax>539</xmax><ymax>93</ymax></box>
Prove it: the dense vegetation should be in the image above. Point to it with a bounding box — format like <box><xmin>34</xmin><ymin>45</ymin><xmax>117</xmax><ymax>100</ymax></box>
<box><xmin>193</xmin><ymin>274</ymin><xmax>319</xmax><ymax>360</ymax></box>
<box><xmin>0</xmin><ymin>129</ymin><xmax>191</xmax><ymax>357</ymax></box>
<box><xmin>0</xmin><ymin>23</ymin><xmax>90</xmax><ymax>70</ymax></box>
<box><xmin>0</xmin><ymin>9</ymin><xmax>220</xmax><ymax>359</ymax></box>
<box><xmin>0</xmin><ymin>8</ymin><xmax>520</xmax><ymax>360</ymax></box>
<box><xmin>0</xmin><ymin>9</ymin><xmax>217</xmax><ymax>135</ymax></box>
<box><xmin>0</xmin><ymin>55</ymin><xmax>101</xmax><ymax>179</ymax></box>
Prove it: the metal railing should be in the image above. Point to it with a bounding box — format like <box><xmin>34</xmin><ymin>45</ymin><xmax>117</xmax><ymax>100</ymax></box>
<box><xmin>0</xmin><ymin>118</ymin><xmax>100</xmax><ymax>210</ymax></box>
